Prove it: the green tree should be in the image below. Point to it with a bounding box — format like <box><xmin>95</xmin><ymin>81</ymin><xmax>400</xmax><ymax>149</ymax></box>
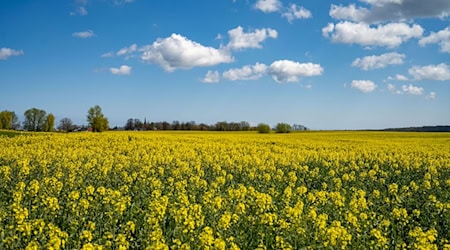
<box><xmin>275</xmin><ymin>123</ymin><xmax>292</xmax><ymax>133</ymax></box>
<box><xmin>0</xmin><ymin>110</ymin><xmax>19</xmax><ymax>130</ymax></box>
<box><xmin>44</xmin><ymin>113</ymin><xmax>55</xmax><ymax>132</ymax></box>
<box><xmin>23</xmin><ymin>108</ymin><xmax>47</xmax><ymax>131</ymax></box>
<box><xmin>87</xmin><ymin>105</ymin><xmax>109</xmax><ymax>132</ymax></box>
<box><xmin>257</xmin><ymin>123</ymin><xmax>271</xmax><ymax>133</ymax></box>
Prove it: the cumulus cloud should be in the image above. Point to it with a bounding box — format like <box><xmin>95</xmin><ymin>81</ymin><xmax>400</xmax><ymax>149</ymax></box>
<box><xmin>72</xmin><ymin>30</ymin><xmax>95</xmax><ymax>38</ymax></box>
<box><xmin>351</xmin><ymin>80</ymin><xmax>377</xmax><ymax>93</ymax></box>
<box><xmin>254</xmin><ymin>0</ymin><xmax>282</xmax><ymax>13</ymax></box>
<box><xmin>322</xmin><ymin>21</ymin><xmax>423</xmax><ymax>48</ymax></box>
<box><xmin>408</xmin><ymin>63</ymin><xmax>450</xmax><ymax>81</ymax></box>
<box><xmin>117</xmin><ymin>44</ymin><xmax>137</xmax><ymax>57</ymax></box>
<box><xmin>223</xmin><ymin>63</ymin><xmax>268</xmax><ymax>80</ymax></box>
<box><xmin>388</xmin><ymin>74</ymin><xmax>409</xmax><ymax>81</ymax></box>
<box><xmin>202</xmin><ymin>70</ymin><xmax>220</xmax><ymax>83</ymax></box>
<box><xmin>352</xmin><ymin>52</ymin><xmax>405</xmax><ymax>70</ymax></box>
<box><xmin>426</xmin><ymin>92</ymin><xmax>437</xmax><ymax>100</ymax></box>
<box><xmin>268</xmin><ymin>60</ymin><xmax>323</xmax><ymax>83</ymax></box>
<box><xmin>109</xmin><ymin>65</ymin><xmax>132</xmax><ymax>75</ymax></box>
<box><xmin>419</xmin><ymin>27</ymin><xmax>450</xmax><ymax>53</ymax></box>
<box><xmin>330</xmin><ymin>0</ymin><xmax>450</xmax><ymax>23</ymax></box>
<box><xmin>282</xmin><ymin>4</ymin><xmax>312</xmax><ymax>23</ymax></box>
<box><xmin>140</xmin><ymin>33</ymin><xmax>233</xmax><ymax>72</ymax></box>
<box><xmin>402</xmin><ymin>84</ymin><xmax>424</xmax><ymax>95</ymax></box>
<box><xmin>227</xmin><ymin>26</ymin><xmax>277</xmax><ymax>50</ymax></box>
<box><xmin>101</xmin><ymin>51</ymin><xmax>114</xmax><ymax>58</ymax></box>
<box><xmin>0</xmin><ymin>48</ymin><xmax>24</xmax><ymax>60</ymax></box>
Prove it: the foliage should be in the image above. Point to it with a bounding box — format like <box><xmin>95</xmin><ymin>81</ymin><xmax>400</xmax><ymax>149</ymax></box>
<box><xmin>87</xmin><ymin>105</ymin><xmax>109</xmax><ymax>132</ymax></box>
<box><xmin>0</xmin><ymin>131</ymin><xmax>449</xmax><ymax>249</ymax></box>
<box><xmin>23</xmin><ymin>108</ymin><xmax>47</xmax><ymax>131</ymax></box>
<box><xmin>44</xmin><ymin>114</ymin><xmax>55</xmax><ymax>132</ymax></box>
<box><xmin>275</xmin><ymin>123</ymin><xmax>292</xmax><ymax>133</ymax></box>
<box><xmin>0</xmin><ymin>110</ymin><xmax>19</xmax><ymax>130</ymax></box>
<box><xmin>257</xmin><ymin>123</ymin><xmax>271</xmax><ymax>133</ymax></box>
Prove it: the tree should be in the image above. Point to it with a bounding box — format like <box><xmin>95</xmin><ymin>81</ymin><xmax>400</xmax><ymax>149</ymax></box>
<box><xmin>257</xmin><ymin>123</ymin><xmax>271</xmax><ymax>133</ymax></box>
<box><xmin>23</xmin><ymin>108</ymin><xmax>47</xmax><ymax>131</ymax></box>
<box><xmin>275</xmin><ymin>123</ymin><xmax>292</xmax><ymax>133</ymax></box>
<box><xmin>44</xmin><ymin>113</ymin><xmax>55</xmax><ymax>132</ymax></box>
<box><xmin>0</xmin><ymin>110</ymin><xmax>19</xmax><ymax>130</ymax></box>
<box><xmin>87</xmin><ymin>105</ymin><xmax>109</xmax><ymax>132</ymax></box>
<box><xmin>58</xmin><ymin>118</ymin><xmax>74</xmax><ymax>132</ymax></box>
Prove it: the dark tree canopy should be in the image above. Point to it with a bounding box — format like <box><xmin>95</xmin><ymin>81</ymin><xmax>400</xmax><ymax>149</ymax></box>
<box><xmin>23</xmin><ymin>108</ymin><xmax>47</xmax><ymax>131</ymax></box>
<box><xmin>257</xmin><ymin>123</ymin><xmax>271</xmax><ymax>133</ymax></box>
<box><xmin>58</xmin><ymin>118</ymin><xmax>74</xmax><ymax>132</ymax></box>
<box><xmin>87</xmin><ymin>105</ymin><xmax>109</xmax><ymax>132</ymax></box>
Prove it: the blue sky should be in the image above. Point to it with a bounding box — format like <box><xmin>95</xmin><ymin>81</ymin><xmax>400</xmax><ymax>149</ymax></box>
<box><xmin>1</xmin><ymin>0</ymin><xmax>449</xmax><ymax>130</ymax></box>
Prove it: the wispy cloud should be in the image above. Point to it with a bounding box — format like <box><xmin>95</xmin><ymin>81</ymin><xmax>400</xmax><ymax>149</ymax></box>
<box><xmin>72</xmin><ymin>30</ymin><xmax>95</xmax><ymax>38</ymax></box>
<box><xmin>0</xmin><ymin>48</ymin><xmax>24</xmax><ymax>60</ymax></box>
<box><xmin>109</xmin><ymin>65</ymin><xmax>132</xmax><ymax>75</ymax></box>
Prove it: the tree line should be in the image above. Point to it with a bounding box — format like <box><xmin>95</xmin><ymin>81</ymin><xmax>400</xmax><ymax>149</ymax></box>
<box><xmin>1</xmin><ymin>105</ymin><xmax>308</xmax><ymax>133</ymax></box>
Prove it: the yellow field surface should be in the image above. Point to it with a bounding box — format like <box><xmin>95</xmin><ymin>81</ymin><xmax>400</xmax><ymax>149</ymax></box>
<box><xmin>1</xmin><ymin>131</ymin><xmax>449</xmax><ymax>249</ymax></box>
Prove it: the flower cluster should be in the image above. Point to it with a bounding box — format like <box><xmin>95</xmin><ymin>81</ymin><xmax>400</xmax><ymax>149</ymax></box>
<box><xmin>0</xmin><ymin>131</ymin><xmax>449</xmax><ymax>248</ymax></box>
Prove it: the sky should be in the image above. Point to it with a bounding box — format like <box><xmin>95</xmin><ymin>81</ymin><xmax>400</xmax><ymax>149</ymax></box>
<box><xmin>1</xmin><ymin>0</ymin><xmax>449</xmax><ymax>130</ymax></box>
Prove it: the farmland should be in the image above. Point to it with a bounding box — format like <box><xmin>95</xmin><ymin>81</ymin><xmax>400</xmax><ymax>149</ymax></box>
<box><xmin>0</xmin><ymin>131</ymin><xmax>449</xmax><ymax>249</ymax></box>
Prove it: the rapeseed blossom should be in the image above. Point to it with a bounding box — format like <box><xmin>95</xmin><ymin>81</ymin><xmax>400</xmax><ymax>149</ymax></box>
<box><xmin>0</xmin><ymin>131</ymin><xmax>449</xmax><ymax>248</ymax></box>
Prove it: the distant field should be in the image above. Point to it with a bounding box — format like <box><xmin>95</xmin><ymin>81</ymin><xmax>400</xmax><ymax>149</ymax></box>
<box><xmin>0</xmin><ymin>130</ymin><xmax>24</xmax><ymax>138</ymax></box>
<box><xmin>1</xmin><ymin>131</ymin><xmax>449</xmax><ymax>249</ymax></box>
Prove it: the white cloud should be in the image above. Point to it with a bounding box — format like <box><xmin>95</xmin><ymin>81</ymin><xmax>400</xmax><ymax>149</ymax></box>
<box><xmin>401</xmin><ymin>84</ymin><xmax>424</xmax><ymax>95</ymax></box>
<box><xmin>0</xmin><ymin>48</ymin><xmax>24</xmax><ymax>60</ymax></box>
<box><xmin>223</xmin><ymin>63</ymin><xmax>268</xmax><ymax>80</ymax></box>
<box><xmin>330</xmin><ymin>4</ymin><xmax>370</xmax><ymax>22</ymax></box>
<box><xmin>70</xmin><ymin>6</ymin><xmax>88</xmax><ymax>16</ymax></box>
<box><xmin>101</xmin><ymin>51</ymin><xmax>114</xmax><ymax>58</ymax></box>
<box><xmin>330</xmin><ymin>0</ymin><xmax>450</xmax><ymax>23</ymax></box>
<box><xmin>351</xmin><ymin>80</ymin><xmax>377</xmax><ymax>93</ymax></box>
<box><xmin>408</xmin><ymin>63</ymin><xmax>450</xmax><ymax>81</ymax></box>
<box><xmin>109</xmin><ymin>65</ymin><xmax>132</xmax><ymax>75</ymax></box>
<box><xmin>227</xmin><ymin>26</ymin><xmax>277</xmax><ymax>50</ymax></box>
<box><xmin>282</xmin><ymin>4</ymin><xmax>312</xmax><ymax>23</ymax></box>
<box><xmin>140</xmin><ymin>34</ymin><xmax>233</xmax><ymax>72</ymax></box>
<box><xmin>419</xmin><ymin>27</ymin><xmax>450</xmax><ymax>53</ymax></box>
<box><xmin>426</xmin><ymin>92</ymin><xmax>437</xmax><ymax>100</ymax></box>
<box><xmin>117</xmin><ymin>44</ymin><xmax>137</xmax><ymax>56</ymax></box>
<box><xmin>202</xmin><ymin>70</ymin><xmax>220</xmax><ymax>83</ymax></box>
<box><xmin>114</xmin><ymin>0</ymin><xmax>134</xmax><ymax>4</ymax></box>
<box><xmin>322</xmin><ymin>21</ymin><xmax>423</xmax><ymax>48</ymax></box>
<box><xmin>387</xmin><ymin>83</ymin><xmax>397</xmax><ymax>91</ymax></box>
<box><xmin>72</xmin><ymin>30</ymin><xmax>95</xmax><ymax>38</ymax></box>
<box><xmin>352</xmin><ymin>52</ymin><xmax>405</xmax><ymax>70</ymax></box>
<box><xmin>388</xmin><ymin>74</ymin><xmax>409</xmax><ymax>81</ymax></box>
<box><xmin>268</xmin><ymin>60</ymin><xmax>323</xmax><ymax>83</ymax></box>
<box><xmin>254</xmin><ymin>0</ymin><xmax>282</xmax><ymax>13</ymax></box>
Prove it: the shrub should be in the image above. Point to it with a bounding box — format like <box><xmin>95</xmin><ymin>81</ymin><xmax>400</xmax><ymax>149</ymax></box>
<box><xmin>257</xmin><ymin>123</ymin><xmax>271</xmax><ymax>133</ymax></box>
<box><xmin>275</xmin><ymin>123</ymin><xmax>292</xmax><ymax>133</ymax></box>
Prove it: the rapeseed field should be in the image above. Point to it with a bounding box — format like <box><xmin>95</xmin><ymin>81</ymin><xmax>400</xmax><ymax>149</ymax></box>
<box><xmin>0</xmin><ymin>131</ymin><xmax>449</xmax><ymax>249</ymax></box>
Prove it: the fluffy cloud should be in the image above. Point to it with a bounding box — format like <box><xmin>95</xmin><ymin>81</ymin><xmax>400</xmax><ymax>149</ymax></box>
<box><xmin>140</xmin><ymin>34</ymin><xmax>233</xmax><ymax>72</ymax></box>
<box><xmin>426</xmin><ymin>92</ymin><xmax>437</xmax><ymax>100</ymax></box>
<box><xmin>254</xmin><ymin>0</ymin><xmax>282</xmax><ymax>13</ymax></box>
<box><xmin>352</xmin><ymin>52</ymin><xmax>405</xmax><ymax>70</ymax></box>
<box><xmin>109</xmin><ymin>65</ymin><xmax>132</xmax><ymax>75</ymax></box>
<box><xmin>408</xmin><ymin>63</ymin><xmax>450</xmax><ymax>81</ymax></box>
<box><xmin>0</xmin><ymin>48</ymin><xmax>24</xmax><ymax>60</ymax></box>
<box><xmin>419</xmin><ymin>27</ymin><xmax>450</xmax><ymax>53</ymax></box>
<box><xmin>388</xmin><ymin>74</ymin><xmax>409</xmax><ymax>81</ymax></box>
<box><xmin>202</xmin><ymin>70</ymin><xmax>220</xmax><ymax>83</ymax></box>
<box><xmin>330</xmin><ymin>0</ymin><xmax>450</xmax><ymax>23</ymax></box>
<box><xmin>268</xmin><ymin>60</ymin><xmax>323</xmax><ymax>83</ymax></box>
<box><xmin>117</xmin><ymin>44</ymin><xmax>137</xmax><ymax>56</ymax></box>
<box><xmin>72</xmin><ymin>30</ymin><xmax>95</xmax><ymax>38</ymax></box>
<box><xmin>282</xmin><ymin>4</ymin><xmax>312</xmax><ymax>23</ymax></box>
<box><xmin>223</xmin><ymin>63</ymin><xmax>268</xmax><ymax>80</ymax></box>
<box><xmin>322</xmin><ymin>21</ymin><xmax>423</xmax><ymax>48</ymax></box>
<box><xmin>351</xmin><ymin>80</ymin><xmax>377</xmax><ymax>93</ymax></box>
<box><xmin>401</xmin><ymin>84</ymin><xmax>424</xmax><ymax>95</ymax></box>
<box><xmin>227</xmin><ymin>26</ymin><xmax>277</xmax><ymax>50</ymax></box>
